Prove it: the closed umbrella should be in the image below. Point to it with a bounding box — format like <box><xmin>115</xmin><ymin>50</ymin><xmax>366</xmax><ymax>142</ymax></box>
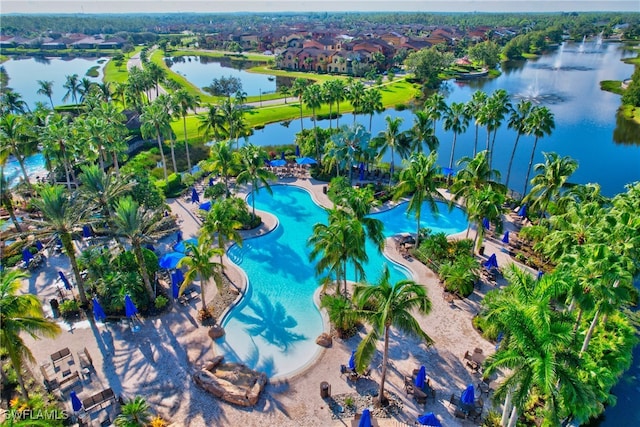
<box><xmin>295</xmin><ymin>145</ymin><xmax>300</xmax><ymax>157</ymax></box>
<box><xmin>191</xmin><ymin>188</ymin><xmax>200</xmax><ymax>204</ymax></box>
<box><xmin>358</xmin><ymin>408</ymin><xmax>372</xmax><ymax>427</ymax></box>
<box><xmin>537</xmin><ymin>270</ymin><xmax>544</xmax><ymax>280</ymax></box>
<box><xmin>518</xmin><ymin>204</ymin><xmax>527</xmax><ymax>217</ymax></box>
<box><xmin>501</xmin><ymin>231</ymin><xmax>510</xmax><ymax>244</ymax></box>
<box><xmin>414</xmin><ymin>365</ymin><xmax>426</xmax><ymax>389</ymax></box>
<box><xmin>124</xmin><ymin>294</ymin><xmax>138</xmax><ymax>318</ymax></box>
<box><xmin>281</xmin><ymin>151</ymin><xmax>285</xmax><ymax>160</ymax></box>
<box><xmin>348</xmin><ymin>350</ymin><xmax>356</xmax><ymax>370</ymax></box>
<box><xmin>22</xmin><ymin>249</ymin><xmax>33</xmax><ymax>266</ymax></box>
<box><xmin>461</xmin><ymin>384</ymin><xmax>475</xmax><ymax>405</ymax></box>
<box><xmin>82</xmin><ymin>225</ymin><xmax>93</xmax><ymax>239</ymax></box>
<box><xmin>483</xmin><ymin>253</ymin><xmax>498</xmax><ymax>269</ymax></box>
<box><xmin>70</xmin><ymin>390</ymin><xmax>82</xmax><ymax>412</ymax></box>
<box><xmin>171</xmin><ymin>270</ymin><xmax>184</xmax><ymax>299</ymax></box>
<box><xmin>199</xmin><ymin>201</ymin><xmax>212</xmax><ymax>212</ymax></box>
<box><xmin>358</xmin><ymin>162</ymin><xmax>365</xmax><ymax>181</ymax></box>
<box><xmin>159</xmin><ymin>252</ymin><xmax>185</xmax><ymax>269</ymax></box>
<box><xmin>173</xmin><ymin>238</ymin><xmax>198</xmax><ymax>253</ymax></box>
<box><xmin>417</xmin><ymin>412</ymin><xmax>441</xmax><ymax>426</ymax></box>
<box><xmin>209</xmin><ymin>177</ymin><xmax>215</xmax><ymax>187</ymax></box>
<box><xmin>176</xmin><ymin>230</ymin><xmax>183</xmax><ymax>243</ymax></box>
<box><xmin>35</xmin><ymin>240</ymin><xmax>44</xmax><ymax>251</ymax></box>
<box><xmin>482</xmin><ymin>218</ymin><xmax>490</xmax><ymax>230</ymax></box>
<box><xmin>58</xmin><ymin>271</ymin><xmax>72</xmax><ymax>290</ymax></box>
<box><xmin>92</xmin><ymin>298</ymin><xmax>106</xmax><ymax>322</ymax></box>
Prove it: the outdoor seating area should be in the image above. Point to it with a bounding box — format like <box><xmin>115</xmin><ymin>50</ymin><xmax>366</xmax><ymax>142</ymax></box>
<box><xmin>404</xmin><ymin>366</ymin><xmax>437</xmax><ymax>405</ymax></box>
<box><xmin>463</xmin><ymin>348</ymin><xmax>486</xmax><ymax>373</ymax></box>
<box><xmin>448</xmin><ymin>385</ymin><xmax>484</xmax><ymax>422</ymax></box>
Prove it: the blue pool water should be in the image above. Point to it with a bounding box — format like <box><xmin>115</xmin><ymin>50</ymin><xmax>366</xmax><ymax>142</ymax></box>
<box><xmin>218</xmin><ymin>185</ymin><xmax>468</xmax><ymax>378</ymax></box>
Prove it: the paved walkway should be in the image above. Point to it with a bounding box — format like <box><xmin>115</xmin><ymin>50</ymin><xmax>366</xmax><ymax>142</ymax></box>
<box><xmin>19</xmin><ymin>176</ymin><xmax>527</xmax><ymax>426</ymax></box>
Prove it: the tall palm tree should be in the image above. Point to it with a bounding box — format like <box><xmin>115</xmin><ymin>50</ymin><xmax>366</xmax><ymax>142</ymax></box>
<box><xmin>236</xmin><ymin>144</ymin><xmax>276</xmax><ymax>218</ymax></box>
<box><xmin>361</xmin><ymin>88</ymin><xmax>384</xmax><ymax>132</ymax></box>
<box><xmin>423</xmin><ymin>92</ymin><xmax>447</xmax><ymax>132</ymax></box>
<box><xmin>442</xmin><ymin>102</ymin><xmax>469</xmax><ymax>183</ymax></box>
<box><xmin>486</xmin><ymin>89</ymin><xmax>512</xmax><ymax>170</ymax></box>
<box><xmin>177</xmin><ymin>237</ymin><xmax>224</xmax><ymax>313</ymax></box>
<box><xmin>523</xmin><ymin>106</ymin><xmax>555</xmax><ymax>196</ymax></box>
<box><xmin>198</xmin><ymin>104</ymin><xmax>227</xmax><ymax>143</ymax></box>
<box><xmin>201</xmin><ymin>197</ymin><xmax>243</xmax><ymax>269</ymax></box>
<box><xmin>62</xmin><ymin>74</ymin><xmax>81</xmax><ymax>104</ymax></box>
<box><xmin>303</xmin><ymin>84</ymin><xmax>324</xmax><ymax>161</ymax></box>
<box><xmin>112</xmin><ymin>196</ymin><xmax>176</xmax><ymax>301</ymax></box>
<box><xmin>219</xmin><ymin>99</ymin><xmax>246</xmax><ymax>149</ymax></box>
<box><xmin>525</xmin><ymin>152</ymin><xmax>578</xmax><ymax>219</ymax></box>
<box><xmin>92</xmin><ymin>101</ymin><xmax>129</xmax><ymax>175</ymax></box>
<box><xmin>465</xmin><ymin>91</ymin><xmax>488</xmax><ymax>156</ymax></box>
<box><xmin>156</xmin><ymin>94</ymin><xmax>178</xmax><ymax>174</ymax></box>
<box><xmin>36</xmin><ymin>80</ymin><xmax>55</xmax><ymax>109</ymax></box>
<box><xmin>395</xmin><ymin>152</ymin><xmax>441</xmax><ymax>247</ymax></box>
<box><xmin>145</xmin><ymin>62</ymin><xmax>166</xmax><ymax>97</ymax></box>
<box><xmin>78</xmin><ymin>77</ymin><xmax>95</xmax><ymax>103</ymax></box>
<box><xmin>0</xmin><ymin>114</ymin><xmax>34</xmax><ymax>190</ymax></box>
<box><xmin>331</xmin><ymin>79</ymin><xmax>347</xmax><ymax>128</ymax></box>
<box><xmin>0</xmin><ymin>270</ymin><xmax>61</xmax><ymax>399</ymax></box>
<box><xmin>347</xmin><ymin>79</ymin><xmax>366</xmax><ymax>124</ymax></box>
<box><xmin>408</xmin><ymin>110</ymin><xmax>438</xmax><ymax>154</ymax></box>
<box><xmin>29</xmin><ymin>185</ymin><xmax>91</xmax><ymax>304</ymax></box>
<box><xmin>335</xmin><ymin>185</ymin><xmax>385</xmax><ymax>255</ymax></box>
<box><xmin>308</xmin><ymin>209</ymin><xmax>368</xmax><ymax>295</ymax></box>
<box><xmin>0</xmin><ymin>170</ymin><xmax>23</xmax><ymax>232</ymax></box>
<box><xmin>41</xmin><ymin>113</ymin><xmax>76</xmax><ymax>189</ymax></box>
<box><xmin>450</xmin><ymin>150</ymin><xmax>501</xmax><ymax>205</ymax></box>
<box><xmin>291</xmin><ymin>78</ymin><xmax>308</xmax><ymax>131</ymax></box>
<box><xmin>504</xmin><ymin>100</ymin><xmax>533</xmax><ymax>189</ymax></box>
<box><xmin>328</xmin><ymin>124</ymin><xmax>372</xmax><ymax>183</ymax></box>
<box><xmin>114</xmin><ymin>396</ymin><xmax>152</xmax><ymax>427</ymax></box>
<box><xmin>0</xmin><ymin>89</ymin><xmax>29</xmax><ymax>115</ymax></box>
<box><xmin>206</xmin><ymin>140</ymin><xmax>234</xmax><ymax>197</ymax></box>
<box><xmin>465</xmin><ymin>185</ymin><xmax>506</xmax><ymax>252</ymax></box>
<box><xmin>140</xmin><ymin>101</ymin><xmax>171</xmax><ymax>180</ymax></box>
<box><xmin>374</xmin><ymin>116</ymin><xmax>409</xmax><ymax>186</ymax></box>
<box><xmin>351</xmin><ymin>265</ymin><xmax>433</xmax><ymax>406</ymax></box>
<box><xmin>172</xmin><ymin>89</ymin><xmax>200</xmax><ymax>172</ymax></box>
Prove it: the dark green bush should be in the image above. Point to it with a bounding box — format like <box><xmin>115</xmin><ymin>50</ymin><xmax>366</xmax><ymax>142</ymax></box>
<box><xmin>59</xmin><ymin>299</ymin><xmax>80</xmax><ymax>318</ymax></box>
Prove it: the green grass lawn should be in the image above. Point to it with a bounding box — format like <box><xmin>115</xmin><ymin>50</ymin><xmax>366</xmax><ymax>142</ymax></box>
<box><xmin>600</xmin><ymin>80</ymin><xmax>625</xmax><ymax>95</ymax></box>
<box><xmin>103</xmin><ymin>46</ymin><xmax>142</xmax><ymax>84</ymax></box>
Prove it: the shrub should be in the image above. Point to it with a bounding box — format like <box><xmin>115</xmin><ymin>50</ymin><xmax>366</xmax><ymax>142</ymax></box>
<box><xmin>163</xmin><ymin>173</ymin><xmax>184</xmax><ymax>198</ymax></box>
<box><xmin>59</xmin><ymin>299</ymin><xmax>80</xmax><ymax>319</ymax></box>
<box><xmin>204</xmin><ymin>182</ymin><xmax>226</xmax><ymax>200</ymax></box>
<box><xmin>395</xmin><ymin>103</ymin><xmax>407</xmax><ymax>111</ymax></box>
<box><xmin>154</xmin><ymin>295</ymin><xmax>169</xmax><ymax>310</ymax></box>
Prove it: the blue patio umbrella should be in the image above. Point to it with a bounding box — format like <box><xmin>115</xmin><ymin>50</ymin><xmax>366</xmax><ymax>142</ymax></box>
<box><xmin>281</xmin><ymin>151</ymin><xmax>285</xmax><ymax>160</ymax></box>
<box><xmin>173</xmin><ymin>238</ymin><xmax>198</xmax><ymax>253</ymax></box>
<box><xmin>501</xmin><ymin>231</ymin><xmax>510</xmax><ymax>244</ymax></box>
<box><xmin>82</xmin><ymin>225</ymin><xmax>93</xmax><ymax>238</ymax></box>
<box><xmin>171</xmin><ymin>270</ymin><xmax>184</xmax><ymax>299</ymax></box>
<box><xmin>483</xmin><ymin>253</ymin><xmax>499</xmax><ymax>269</ymax></box>
<box><xmin>191</xmin><ymin>188</ymin><xmax>200</xmax><ymax>204</ymax></box>
<box><xmin>270</xmin><ymin>159</ymin><xmax>286</xmax><ymax>167</ymax></box>
<box><xmin>145</xmin><ymin>243</ymin><xmax>156</xmax><ymax>252</ymax></box>
<box><xmin>482</xmin><ymin>217</ymin><xmax>490</xmax><ymax>230</ymax></box>
<box><xmin>296</xmin><ymin>157</ymin><xmax>317</xmax><ymax>165</ymax></box>
<box><xmin>537</xmin><ymin>270</ymin><xmax>544</xmax><ymax>280</ymax></box>
<box><xmin>159</xmin><ymin>252</ymin><xmax>185</xmax><ymax>269</ymax></box>
<box><xmin>199</xmin><ymin>201</ymin><xmax>212</xmax><ymax>212</ymax></box>
<box><xmin>92</xmin><ymin>297</ymin><xmax>106</xmax><ymax>322</ymax></box>
<box><xmin>209</xmin><ymin>177</ymin><xmax>215</xmax><ymax>187</ymax></box>
<box><xmin>442</xmin><ymin>167</ymin><xmax>455</xmax><ymax>177</ymax></box>
<box><xmin>358</xmin><ymin>409</ymin><xmax>372</xmax><ymax>427</ymax></box>
<box><xmin>22</xmin><ymin>249</ymin><xmax>33</xmax><ymax>266</ymax></box>
<box><xmin>295</xmin><ymin>145</ymin><xmax>300</xmax><ymax>157</ymax></box>
<box><xmin>461</xmin><ymin>384</ymin><xmax>475</xmax><ymax>405</ymax></box>
<box><xmin>359</xmin><ymin>163</ymin><xmax>365</xmax><ymax>181</ymax></box>
<box><xmin>124</xmin><ymin>294</ymin><xmax>138</xmax><ymax>318</ymax></box>
<box><xmin>70</xmin><ymin>390</ymin><xmax>82</xmax><ymax>412</ymax></box>
<box><xmin>348</xmin><ymin>350</ymin><xmax>356</xmax><ymax>370</ymax></box>
<box><xmin>414</xmin><ymin>365</ymin><xmax>427</xmax><ymax>389</ymax></box>
<box><xmin>58</xmin><ymin>271</ymin><xmax>72</xmax><ymax>290</ymax></box>
<box><xmin>35</xmin><ymin>240</ymin><xmax>44</xmax><ymax>251</ymax></box>
<box><xmin>518</xmin><ymin>204</ymin><xmax>527</xmax><ymax>217</ymax></box>
<box><xmin>417</xmin><ymin>412</ymin><xmax>442</xmax><ymax>426</ymax></box>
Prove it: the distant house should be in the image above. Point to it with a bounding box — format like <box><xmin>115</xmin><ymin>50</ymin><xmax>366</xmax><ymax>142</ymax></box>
<box><xmin>0</xmin><ymin>36</ymin><xmax>15</xmax><ymax>48</ymax></box>
<box><xmin>72</xmin><ymin>37</ymin><xmax>100</xmax><ymax>49</ymax></box>
<box><xmin>98</xmin><ymin>37</ymin><xmax>125</xmax><ymax>49</ymax></box>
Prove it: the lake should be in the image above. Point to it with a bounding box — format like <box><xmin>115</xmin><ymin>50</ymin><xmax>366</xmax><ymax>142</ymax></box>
<box><xmin>165</xmin><ymin>55</ymin><xmax>277</xmax><ymax>97</ymax></box>
<box><xmin>1</xmin><ymin>56</ymin><xmax>107</xmax><ymax>109</ymax></box>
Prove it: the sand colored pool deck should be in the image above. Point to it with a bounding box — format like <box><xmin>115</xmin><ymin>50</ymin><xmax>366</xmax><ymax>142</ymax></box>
<box><xmin>20</xmin><ymin>176</ymin><xmax>525</xmax><ymax>426</ymax></box>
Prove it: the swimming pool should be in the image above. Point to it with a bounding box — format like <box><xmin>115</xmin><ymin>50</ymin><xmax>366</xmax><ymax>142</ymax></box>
<box><xmin>218</xmin><ymin>185</ymin><xmax>468</xmax><ymax>378</ymax></box>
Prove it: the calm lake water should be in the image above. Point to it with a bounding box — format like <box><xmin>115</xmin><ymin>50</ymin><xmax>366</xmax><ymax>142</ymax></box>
<box><xmin>1</xmin><ymin>56</ymin><xmax>107</xmax><ymax>109</ymax></box>
<box><xmin>165</xmin><ymin>55</ymin><xmax>277</xmax><ymax>96</ymax></box>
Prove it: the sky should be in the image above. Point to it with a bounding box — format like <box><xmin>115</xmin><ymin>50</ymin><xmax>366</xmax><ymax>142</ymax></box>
<box><xmin>2</xmin><ymin>0</ymin><xmax>639</xmax><ymax>14</ymax></box>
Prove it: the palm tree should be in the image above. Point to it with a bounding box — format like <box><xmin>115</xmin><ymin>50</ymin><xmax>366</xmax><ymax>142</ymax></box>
<box><xmin>140</xmin><ymin>101</ymin><xmax>171</xmax><ymax>180</ymax></box>
<box><xmin>361</xmin><ymin>88</ymin><xmax>384</xmax><ymax>132</ymax></box>
<box><xmin>408</xmin><ymin>110</ymin><xmax>438</xmax><ymax>154</ymax></box>
<box><xmin>95</xmin><ymin>82</ymin><xmax>111</xmax><ymax>102</ymax></box>
<box><xmin>177</xmin><ymin>237</ymin><xmax>224</xmax><ymax>313</ymax></box>
<box><xmin>112</xmin><ymin>197</ymin><xmax>176</xmax><ymax>301</ymax></box>
<box><xmin>219</xmin><ymin>99</ymin><xmax>246</xmax><ymax>149</ymax></box>
<box><xmin>0</xmin><ymin>170</ymin><xmax>23</xmax><ymax>232</ymax></box>
<box><xmin>303</xmin><ymin>84</ymin><xmax>324</xmax><ymax>161</ymax></box>
<box><xmin>155</xmin><ymin>94</ymin><xmax>179</xmax><ymax>173</ymax></box>
<box><xmin>450</xmin><ymin>150</ymin><xmax>501</xmax><ymax>205</ymax></box>
<box><xmin>36</xmin><ymin>80</ymin><xmax>55</xmax><ymax>109</ymax></box>
<box><xmin>465</xmin><ymin>91</ymin><xmax>488</xmax><ymax>156</ymax></box>
<box><xmin>0</xmin><ymin>89</ymin><xmax>29</xmax><ymax>115</ymax></box>
<box><xmin>523</xmin><ymin>106</ymin><xmax>555</xmax><ymax>196</ymax></box>
<box><xmin>374</xmin><ymin>116</ymin><xmax>409</xmax><ymax>186</ymax></box>
<box><xmin>206</xmin><ymin>140</ymin><xmax>234</xmax><ymax>197</ymax></box>
<box><xmin>145</xmin><ymin>62</ymin><xmax>166</xmax><ymax>97</ymax></box>
<box><xmin>423</xmin><ymin>92</ymin><xmax>447</xmax><ymax>132</ymax></box>
<box><xmin>41</xmin><ymin>114</ymin><xmax>76</xmax><ymax>189</ymax></box>
<box><xmin>201</xmin><ymin>197</ymin><xmax>244</xmax><ymax>269</ymax></box>
<box><xmin>331</xmin><ymin>79</ymin><xmax>347</xmax><ymax>128</ymax></box>
<box><xmin>335</xmin><ymin>185</ymin><xmax>385</xmax><ymax>256</ymax></box>
<box><xmin>0</xmin><ymin>270</ymin><xmax>61</xmax><ymax>400</ymax></box>
<box><xmin>465</xmin><ymin>185</ymin><xmax>506</xmax><ymax>252</ymax></box>
<box><xmin>29</xmin><ymin>185</ymin><xmax>91</xmax><ymax>304</ymax></box>
<box><xmin>351</xmin><ymin>265</ymin><xmax>433</xmax><ymax>406</ymax></box>
<box><xmin>525</xmin><ymin>152</ymin><xmax>578</xmax><ymax>219</ymax></box>
<box><xmin>0</xmin><ymin>114</ymin><xmax>34</xmax><ymax>190</ymax></box>
<box><xmin>198</xmin><ymin>104</ymin><xmax>227</xmax><ymax>143</ymax></box>
<box><xmin>327</xmin><ymin>124</ymin><xmax>372</xmax><ymax>183</ymax></box>
<box><xmin>291</xmin><ymin>78</ymin><xmax>308</xmax><ymax>131</ymax></box>
<box><xmin>442</xmin><ymin>102</ymin><xmax>469</xmax><ymax>184</ymax></box>
<box><xmin>486</xmin><ymin>89</ymin><xmax>512</xmax><ymax>169</ymax></box>
<box><xmin>236</xmin><ymin>144</ymin><xmax>276</xmax><ymax>218</ymax></box>
<box><xmin>504</xmin><ymin>100</ymin><xmax>533</xmax><ymax>189</ymax></box>
<box><xmin>78</xmin><ymin>77</ymin><xmax>95</xmax><ymax>103</ymax></box>
<box><xmin>308</xmin><ymin>209</ymin><xmax>367</xmax><ymax>295</ymax></box>
<box><xmin>62</xmin><ymin>74</ymin><xmax>81</xmax><ymax>104</ymax></box>
<box><xmin>92</xmin><ymin>101</ymin><xmax>129</xmax><ymax>175</ymax></box>
<box><xmin>173</xmin><ymin>89</ymin><xmax>200</xmax><ymax>172</ymax></box>
<box><xmin>347</xmin><ymin>79</ymin><xmax>366</xmax><ymax>124</ymax></box>
<box><xmin>395</xmin><ymin>152</ymin><xmax>441</xmax><ymax>247</ymax></box>
<box><xmin>114</xmin><ymin>396</ymin><xmax>152</xmax><ymax>427</ymax></box>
